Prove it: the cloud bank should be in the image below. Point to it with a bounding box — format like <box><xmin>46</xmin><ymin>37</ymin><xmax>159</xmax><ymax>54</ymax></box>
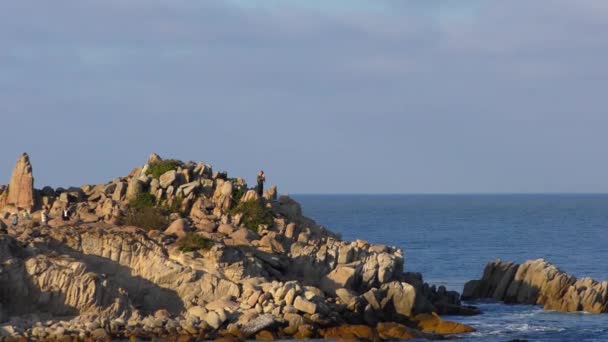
<box><xmin>1</xmin><ymin>0</ymin><xmax>607</xmax><ymax>193</ymax></box>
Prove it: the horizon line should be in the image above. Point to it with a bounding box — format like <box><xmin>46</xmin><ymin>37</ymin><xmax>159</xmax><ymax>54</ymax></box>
<box><xmin>291</xmin><ymin>192</ymin><xmax>608</xmax><ymax>196</ymax></box>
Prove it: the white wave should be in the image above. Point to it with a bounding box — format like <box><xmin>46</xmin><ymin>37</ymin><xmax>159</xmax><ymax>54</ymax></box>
<box><xmin>476</xmin><ymin>323</ymin><xmax>565</xmax><ymax>336</ymax></box>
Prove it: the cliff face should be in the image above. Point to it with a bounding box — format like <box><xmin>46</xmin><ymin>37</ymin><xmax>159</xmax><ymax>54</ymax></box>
<box><xmin>463</xmin><ymin>259</ymin><xmax>608</xmax><ymax>313</ymax></box>
<box><xmin>0</xmin><ymin>153</ymin><xmax>475</xmax><ymax>340</ymax></box>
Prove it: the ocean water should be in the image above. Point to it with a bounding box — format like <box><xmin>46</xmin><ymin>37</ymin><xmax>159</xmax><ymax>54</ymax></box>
<box><xmin>293</xmin><ymin>194</ymin><xmax>608</xmax><ymax>341</ymax></box>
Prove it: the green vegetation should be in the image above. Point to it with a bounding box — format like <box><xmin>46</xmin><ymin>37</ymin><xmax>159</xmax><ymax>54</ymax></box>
<box><xmin>129</xmin><ymin>192</ymin><xmax>157</xmax><ymax>209</ymax></box>
<box><xmin>124</xmin><ymin>207</ymin><xmax>169</xmax><ymax>231</ymax></box>
<box><xmin>146</xmin><ymin>159</ymin><xmax>183</xmax><ymax>179</ymax></box>
<box><xmin>232</xmin><ymin>186</ymin><xmax>245</xmax><ymax>203</ymax></box>
<box><xmin>177</xmin><ymin>233</ymin><xmax>214</xmax><ymax>252</ymax></box>
<box><xmin>229</xmin><ymin>199</ymin><xmax>274</xmax><ymax>232</ymax></box>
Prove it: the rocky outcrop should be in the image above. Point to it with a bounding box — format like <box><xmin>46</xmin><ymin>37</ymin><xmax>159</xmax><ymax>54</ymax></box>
<box><xmin>0</xmin><ymin>153</ymin><xmax>476</xmax><ymax>340</ymax></box>
<box><xmin>463</xmin><ymin>259</ymin><xmax>608</xmax><ymax>313</ymax></box>
<box><xmin>2</xmin><ymin>153</ymin><xmax>36</xmax><ymax>210</ymax></box>
<box><xmin>0</xmin><ymin>234</ymin><xmax>132</xmax><ymax>322</ymax></box>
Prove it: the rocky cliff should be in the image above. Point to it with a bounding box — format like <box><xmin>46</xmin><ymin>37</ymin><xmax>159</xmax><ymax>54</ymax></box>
<box><xmin>0</xmin><ymin>153</ymin><xmax>476</xmax><ymax>340</ymax></box>
<box><xmin>463</xmin><ymin>259</ymin><xmax>608</xmax><ymax>313</ymax></box>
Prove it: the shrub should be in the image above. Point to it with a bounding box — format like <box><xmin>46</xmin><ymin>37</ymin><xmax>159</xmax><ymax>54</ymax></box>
<box><xmin>229</xmin><ymin>199</ymin><xmax>274</xmax><ymax>232</ymax></box>
<box><xmin>129</xmin><ymin>192</ymin><xmax>157</xmax><ymax>209</ymax></box>
<box><xmin>124</xmin><ymin>207</ymin><xmax>169</xmax><ymax>231</ymax></box>
<box><xmin>177</xmin><ymin>233</ymin><xmax>214</xmax><ymax>252</ymax></box>
<box><xmin>147</xmin><ymin>159</ymin><xmax>183</xmax><ymax>179</ymax></box>
<box><xmin>232</xmin><ymin>186</ymin><xmax>245</xmax><ymax>203</ymax></box>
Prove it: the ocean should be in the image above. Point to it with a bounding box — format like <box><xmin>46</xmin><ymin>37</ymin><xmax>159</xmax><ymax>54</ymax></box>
<box><xmin>293</xmin><ymin>194</ymin><xmax>608</xmax><ymax>341</ymax></box>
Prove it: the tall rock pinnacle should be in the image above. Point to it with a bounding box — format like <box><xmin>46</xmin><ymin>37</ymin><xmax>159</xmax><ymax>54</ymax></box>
<box><xmin>6</xmin><ymin>153</ymin><xmax>35</xmax><ymax>210</ymax></box>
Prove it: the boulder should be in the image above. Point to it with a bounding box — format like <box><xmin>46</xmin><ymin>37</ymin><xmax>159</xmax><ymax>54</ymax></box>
<box><xmin>415</xmin><ymin>313</ymin><xmax>475</xmax><ymax>335</ymax></box>
<box><xmin>229</xmin><ymin>228</ymin><xmax>260</xmax><ymax>246</ymax></box>
<box><xmin>148</xmin><ymin>153</ymin><xmax>162</xmax><ymax>164</ymax></box>
<box><xmin>212</xmin><ymin>180</ymin><xmax>233</xmax><ymax>211</ymax></box>
<box><xmin>196</xmin><ymin>218</ymin><xmax>218</xmax><ymax>233</ymax></box>
<box><xmin>217</xmin><ymin>224</ymin><xmax>236</xmax><ymax>235</ymax></box>
<box><xmin>180</xmin><ymin>182</ymin><xmax>199</xmax><ymax>197</ymax></box>
<box><xmin>112</xmin><ymin>182</ymin><xmax>127</xmax><ymax>201</ymax></box>
<box><xmin>275</xmin><ymin>196</ymin><xmax>302</xmax><ymax>220</ymax></box>
<box><xmin>159</xmin><ymin>170</ymin><xmax>177</xmax><ymax>189</ymax></box>
<box><xmin>320</xmin><ymin>266</ymin><xmax>356</xmax><ymax>295</ymax></box>
<box><xmin>240</xmin><ymin>314</ymin><xmax>276</xmax><ymax>337</ymax></box>
<box><xmin>126</xmin><ymin>179</ymin><xmax>144</xmax><ymax>201</ymax></box>
<box><xmin>103</xmin><ymin>183</ymin><xmax>117</xmax><ymax>195</ymax></box>
<box><xmin>335</xmin><ymin>288</ymin><xmax>357</xmax><ymax>306</ymax></box>
<box><xmin>284</xmin><ymin>223</ymin><xmax>297</xmax><ymax>239</ymax></box>
<box><xmin>4</xmin><ymin>153</ymin><xmax>36</xmax><ymax>210</ymax></box>
<box><xmin>258</xmin><ymin>235</ymin><xmax>285</xmax><ymax>254</ymax></box>
<box><xmin>164</xmin><ymin>219</ymin><xmax>191</xmax><ymax>237</ymax></box>
<box><xmin>240</xmin><ymin>190</ymin><xmax>260</xmax><ymax>203</ymax></box>
<box><xmin>337</xmin><ymin>245</ymin><xmax>355</xmax><ymax>264</ymax></box>
<box><xmin>380</xmin><ymin>282</ymin><xmax>417</xmax><ymax>319</ymax></box>
<box><xmin>293</xmin><ymin>296</ymin><xmax>316</xmax><ymax>315</ymax></box>
<box><xmin>377</xmin><ymin>253</ymin><xmax>397</xmax><ymax>283</ymax></box>
<box><xmin>282</xmin><ymin>313</ymin><xmax>303</xmax><ymax>335</ymax></box>
<box><xmin>203</xmin><ymin>311</ymin><xmax>224</xmax><ymax>329</ymax></box>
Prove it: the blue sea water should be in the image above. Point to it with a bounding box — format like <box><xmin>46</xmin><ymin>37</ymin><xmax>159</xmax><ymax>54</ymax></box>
<box><xmin>293</xmin><ymin>194</ymin><xmax>608</xmax><ymax>341</ymax></box>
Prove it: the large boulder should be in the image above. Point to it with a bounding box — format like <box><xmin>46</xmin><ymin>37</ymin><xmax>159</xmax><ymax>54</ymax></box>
<box><xmin>112</xmin><ymin>182</ymin><xmax>127</xmax><ymax>201</ymax></box>
<box><xmin>164</xmin><ymin>219</ymin><xmax>191</xmax><ymax>238</ymax></box>
<box><xmin>4</xmin><ymin>153</ymin><xmax>36</xmax><ymax>210</ymax></box>
<box><xmin>159</xmin><ymin>170</ymin><xmax>177</xmax><ymax>189</ymax></box>
<box><xmin>320</xmin><ymin>266</ymin><xmax>357</xmax><ymax>295</ymax></box>
<box><xmin>275</xmin><ymin>195</ymin><xmax>302</xmax><ymax>220</ymax></box>
<box><xmin>126</xmin><ymin>178</ymin><xmax>144</xmax><ymax>201</ymax></box>
<box><xmin>229</xmin><ymin>228</ymin><xmax>260</xmax><ymax>246</ymax></box>
<box><xmin>147</xmin><ymin>153</ymin><xmax>162</xmax><ymax>165</ymax></box>
<box><xmin>379</xmin><ymin>281</ymin><xmax>417</xmax><ymax>320</ymax></box>
<box><xmin>293</xmin><ymin>296</ymin><xmax>317</xmax><ymax>315</ymax></box>
<box><xmin>212</xmin><ymin>180</ymin><xmax>233</xmax><ymax>212</ymax></box>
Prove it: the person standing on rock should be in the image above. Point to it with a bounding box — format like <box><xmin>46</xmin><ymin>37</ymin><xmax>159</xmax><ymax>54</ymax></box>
<box><xmin>257</xmin><ymin>170</ymin><xmax>266</xmax><ymax>197</ymax></box>
<box><xmin>41</xmin><ymin>206</ymin><xmax>49</xmax><ymax>227</ymax></box>
<box><xmin>62</xmin><ymin>207</ymin><xmax>70</xmax><ymax>222</ymax></box>
<box><xmin>22</xmin><ymin>210</ymin><xmax>31</xmax><ymax>221</ymax></box>
<box><xmin>11</xmin><ymin>212</ymin><xmax>18</xmax><ymax>227</ymax></box>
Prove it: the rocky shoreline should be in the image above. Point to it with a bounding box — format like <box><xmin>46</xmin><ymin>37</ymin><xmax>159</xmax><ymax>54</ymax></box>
<box><xmin>0</xmin><ymin>153</ymin><xmax>477</xmax><ymax>341</ymax></box>
<box><xmin>463</xmin><ymin>259</ymin><xmax>608</xmax><ymax>313</ymax></box>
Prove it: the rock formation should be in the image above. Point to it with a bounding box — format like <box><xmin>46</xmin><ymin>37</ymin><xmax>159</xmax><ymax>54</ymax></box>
<box><xmin>1</xmin><ymin>153</ymin><xmax>36</xmax><ymax>210</ymax></box>
<box><xmin>463</xmin><ymin>259</ymin><xmax>608</xmax><ymax>313</ymax></box>
<box><xmin>0</xmin><ymin>153</ymin><xmax>476</xmax><ymax>340</ymax></box>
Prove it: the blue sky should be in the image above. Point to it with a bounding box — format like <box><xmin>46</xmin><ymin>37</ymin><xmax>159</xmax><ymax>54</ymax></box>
<box><xmin>1</xmin><ymin>0</ymin><xmax>607</xmax><ymax>193</ymax></box>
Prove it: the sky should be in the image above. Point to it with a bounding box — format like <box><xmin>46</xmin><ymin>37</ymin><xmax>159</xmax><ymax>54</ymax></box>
<box><xmin>1</xmin><ymin>0</ymin><xmax>607</xmax><ymax>194</ymax></box>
